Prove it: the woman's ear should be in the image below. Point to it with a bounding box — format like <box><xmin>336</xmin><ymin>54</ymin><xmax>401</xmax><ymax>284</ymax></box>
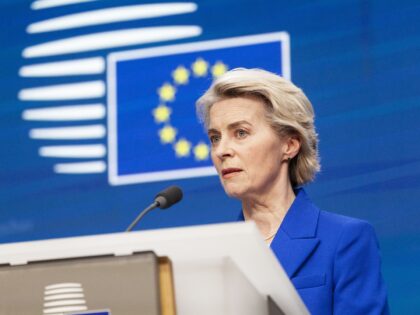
<box><xmin>283</xmin><ymin>136</ymin><xmax>301</xmax><ymax>160</ymax></box>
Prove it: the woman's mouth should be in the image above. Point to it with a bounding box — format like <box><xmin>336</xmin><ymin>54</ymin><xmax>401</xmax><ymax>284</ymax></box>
<box><xmin>221</xmin><ymin>168</ymin><xmax>242</xmax><ymax>178</ymax></box>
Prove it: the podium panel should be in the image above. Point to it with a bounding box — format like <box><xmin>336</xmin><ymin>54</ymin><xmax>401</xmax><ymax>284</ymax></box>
<box><xmin>0</xmin><ymin>252</ymin><xmax>162</xmax><ymax>315</ymax></box>
<box><xmin>0</xmin><ymin>222</ymin><xmax>309</xmax><ymax>315</ymax></box>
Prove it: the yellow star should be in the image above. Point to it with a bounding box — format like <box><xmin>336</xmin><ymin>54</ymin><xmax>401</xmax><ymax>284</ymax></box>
<box><xmin>152</xmin><ymin>104</ymin><xmax>172</xmax><ymax>123</ymax></box>
<box><xmin>174</xmin><ymin>138</ymin><xmax>191</xmax><ymax>157</ymax></box>
<box><xmin>172</xmin><ymin>65</ymin><xmax>190</xmax><ymax>85</ymax></box>
<box><xmin>192</xmin><ymin>58</ymin><xmax>209</xmax><ymax>77</ymax></box>
<box><xmin>211</xmin><ymin>61</ymin><xmax>228</xmax><ymax>77</ymax></box>
<box><xmin>159</xmin><ymin>125</ymin><xmax>177</xmax><ymax>144</ymax></box>
<box><xmin>194</xmin><ymin>142</ymin><xmax>210</xmax><ymax>161</ymax></box>
<box><xmin>158</xmin><ymin>83</ymin><xmax>176</xmax><ymax>102</ymax></box>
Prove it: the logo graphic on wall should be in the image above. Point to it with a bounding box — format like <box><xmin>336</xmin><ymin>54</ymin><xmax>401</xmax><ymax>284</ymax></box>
<box><xmin>19</xmin><ymin>1</ymin><xmax>290</xmax><ymax>185</ymax></box>
<box><xmin>43</xmin><ymin>282</ymin><xmax>110</xmax><ymax>315</ymax></box>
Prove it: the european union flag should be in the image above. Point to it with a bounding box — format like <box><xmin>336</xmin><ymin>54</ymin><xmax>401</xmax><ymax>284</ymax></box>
<box><xmin>107</xmin><ymin>32</ymin><xmax>290</xmax><ymax>185</ymax></box>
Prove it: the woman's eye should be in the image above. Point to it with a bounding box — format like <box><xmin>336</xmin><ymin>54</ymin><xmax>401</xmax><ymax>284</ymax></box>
<box><xmin>236</xmin><ymin>129</ymin><xmax>248</xmax><ymax>138</ymax></box>
<box><xmin>209</xmin><ymin>134</ymin><xmax>220</xmax><ymax>144</ymax></box>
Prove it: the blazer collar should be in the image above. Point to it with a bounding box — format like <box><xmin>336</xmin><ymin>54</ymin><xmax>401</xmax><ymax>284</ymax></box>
<box><xmin>237</xmin><ymin>188</ymin><xmax>320</xmax><ymax>238</ymax></box>
<box><xmin>238</xmin><ymin>188</ymin><xmax>321</xmax><ymax>278</ymax></box>
<box><xmin>273</xmin><ymin>188</ymin><xmax>320</xmax><ymax>277</ymax></box>
<box><xmin>279</xmin><ymin>188</ymin><xmax>319</xmax><ymax>239</ymax></box>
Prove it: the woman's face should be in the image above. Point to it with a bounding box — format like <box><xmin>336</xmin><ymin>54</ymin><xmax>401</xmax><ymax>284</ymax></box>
<box><xmin>208</xmin><ymin>97</ymin><xmax>288</xmax><ymax>200</ymax></box>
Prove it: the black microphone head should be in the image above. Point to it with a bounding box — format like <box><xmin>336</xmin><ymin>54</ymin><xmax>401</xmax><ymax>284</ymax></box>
<box><xmin>154</xmin><ymin>185</ymin><xmax>183</xmax><ymax>209</ymax></box>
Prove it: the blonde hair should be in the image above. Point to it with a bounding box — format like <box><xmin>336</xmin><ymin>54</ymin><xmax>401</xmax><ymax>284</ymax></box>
<box><xmin>196</xmin><ymin>68</ymin><xmax>320</xmax><ymax>186</ymax></box>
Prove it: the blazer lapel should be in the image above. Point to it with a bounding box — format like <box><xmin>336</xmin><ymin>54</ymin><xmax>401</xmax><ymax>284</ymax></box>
<box><xmin>272</xmin><ymin>234</ymin><xmax>319</xmax><ymax>278</ymax></box>
<box><xmin>270</xmin><ymin>189</ymin><xmax>320</xmax><ymax>278</ymax></box>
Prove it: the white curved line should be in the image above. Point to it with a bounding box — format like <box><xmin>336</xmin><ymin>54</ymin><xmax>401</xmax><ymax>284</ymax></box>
<box><xmin>22</xmin><ymin>104</ymin><xmax>105</xmax><ymax>121</ymax></box>
<box><xmin>39</xmin><ymin>144</ymin><xmax>106</xmax><ymax>158</ymax></box>
<box><xmin>32</xmin><ymin>0</ymin><xmax>97</xmax><ymax>10</ymax></box>
<box><xmin>30</xmin><ymin>125</ymin><xmax>105</xmax><ymax>140</ymax></box>
<box><xmin>43</xmin><ymin>305</ymin><xmax>87</xmax><ymax>314</ymax></box>
<box><xmin>23</xmin><ymin>26</ymin><xmax>202</xmax><ymax>58</ymax></box>
<box><xmin>44</xmin><ymin>299</ymin><xmax>86</xmax><ymax>307</ymax></box>
<box><xmin>45</xmin><ymin>283</ymin><xmax>82</xmax><ymax>290</ymax></box>
<box><xmin>45</xmin><ymin>288</ymin><xmax>84</xmax><ymax>295</ymax></box>
<box><xmin>19</xmin><ymin>57</ymin><xmax>105</xmax><ymax>77</ymax></box>
<box><xmin>18</xmin><ymin>81</ymin><xmax>105</xmax><ymax>101</ymax></box>
<box><xmin>54</xmin><ymin>161</ymin><xmax>106</xmax><ymax>173</ymax></box>
<box><xmin>28</xmin><ymin>3</ymin><xmax>197</xmax><ymax>33</ymax></box>
<box><xmin>45</xmin><ymin>293</ymin><xmax>84</xmax><ymax>301</ymax></box>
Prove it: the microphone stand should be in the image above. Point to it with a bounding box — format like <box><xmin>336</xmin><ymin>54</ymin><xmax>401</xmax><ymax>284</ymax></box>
<box><xmin>126</xmin><ymin>201</ymin><xmax>159</xmax><ymax>232</ymax></box>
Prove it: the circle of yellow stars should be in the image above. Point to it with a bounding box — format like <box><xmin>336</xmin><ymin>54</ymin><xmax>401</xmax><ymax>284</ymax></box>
<box><xmin>152</xmin><ymin>58</ymin><xmax>228</xmax><ymax>160</ymax></box>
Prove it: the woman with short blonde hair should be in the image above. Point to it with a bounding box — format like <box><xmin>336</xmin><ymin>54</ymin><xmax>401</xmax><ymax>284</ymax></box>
<box><xmin>196</xmin><ymin>68</ymin><xmax>389</xmax><ymax>315</ymax></box>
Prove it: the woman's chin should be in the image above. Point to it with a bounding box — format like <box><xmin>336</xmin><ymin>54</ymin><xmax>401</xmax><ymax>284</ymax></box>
<box><xmin>223</xmin><ymin>185</ymin><xmax>247</xmax><ymax>199</ymax></box>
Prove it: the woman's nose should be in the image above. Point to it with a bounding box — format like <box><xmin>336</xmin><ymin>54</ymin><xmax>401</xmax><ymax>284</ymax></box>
<box><xmin>214</xmin><ymin>138</ymin><xmax>234</xmax><ymax>160</ymax></box>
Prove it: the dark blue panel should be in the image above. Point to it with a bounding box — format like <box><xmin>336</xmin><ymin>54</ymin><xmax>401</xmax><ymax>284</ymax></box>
<box><xmin>0</xmin><ymin>1</ymin><xmax>419</xmax><ymax>313</ymax></box>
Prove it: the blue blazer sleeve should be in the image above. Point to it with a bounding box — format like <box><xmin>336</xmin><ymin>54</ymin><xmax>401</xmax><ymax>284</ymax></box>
<box><xmin>333</xmin><ymin>221</ymin><xmax>389</xmax><ymax>315</ymax></box>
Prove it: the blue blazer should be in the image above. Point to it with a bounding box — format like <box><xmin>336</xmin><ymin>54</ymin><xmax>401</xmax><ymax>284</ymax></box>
<box><xmin>240</xmin><ymin>188</ymin><xmax>389</xmax><ymax>315</ymax></box>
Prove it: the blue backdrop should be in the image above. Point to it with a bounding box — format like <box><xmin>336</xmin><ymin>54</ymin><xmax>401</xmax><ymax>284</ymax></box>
<box><xmin>0</xmin><ymin>1</ymin><xmax>419</xmax><ymax>313</ymax></box>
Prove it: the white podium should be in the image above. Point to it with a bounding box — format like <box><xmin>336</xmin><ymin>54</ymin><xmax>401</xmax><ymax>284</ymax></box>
<box><xmin>0</xmin><ymin>222</ymin><xmax>309</xmax><ymax>315</ymax></box>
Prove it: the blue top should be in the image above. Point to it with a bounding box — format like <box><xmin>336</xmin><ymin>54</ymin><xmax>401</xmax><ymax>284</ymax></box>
<box><xmin>239</xmin><ymin>188</ymin><xmax>390</xmax><ymax>315</ymax></box>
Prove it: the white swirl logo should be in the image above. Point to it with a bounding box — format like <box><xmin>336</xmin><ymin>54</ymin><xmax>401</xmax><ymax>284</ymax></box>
<box><xmin>43</xmin><ymin>282</ymin><xmax>87</xmax><ymax>314</ymax></box>
<box><xmin>18</xmin><ymin>1</ymin><xmax>201</xmax><ymax>176</ymax></box>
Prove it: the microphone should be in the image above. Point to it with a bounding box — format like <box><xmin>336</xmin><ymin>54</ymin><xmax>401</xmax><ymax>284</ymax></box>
<box><xmin>125</xmin><ymin>186</ymin><xmax>183</xmax><ymax>232</ymax></box>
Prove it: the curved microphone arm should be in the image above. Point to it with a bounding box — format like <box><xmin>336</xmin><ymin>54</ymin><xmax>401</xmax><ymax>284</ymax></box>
<box><xmin>125</xmin><ymin>201</ymin><xmax>159</xmax><ymax>232</ymax></box>
<box><xmin>125</xmin><ymin>185</ymin><xmax>183</xmax><ymax>232</ymax></box>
